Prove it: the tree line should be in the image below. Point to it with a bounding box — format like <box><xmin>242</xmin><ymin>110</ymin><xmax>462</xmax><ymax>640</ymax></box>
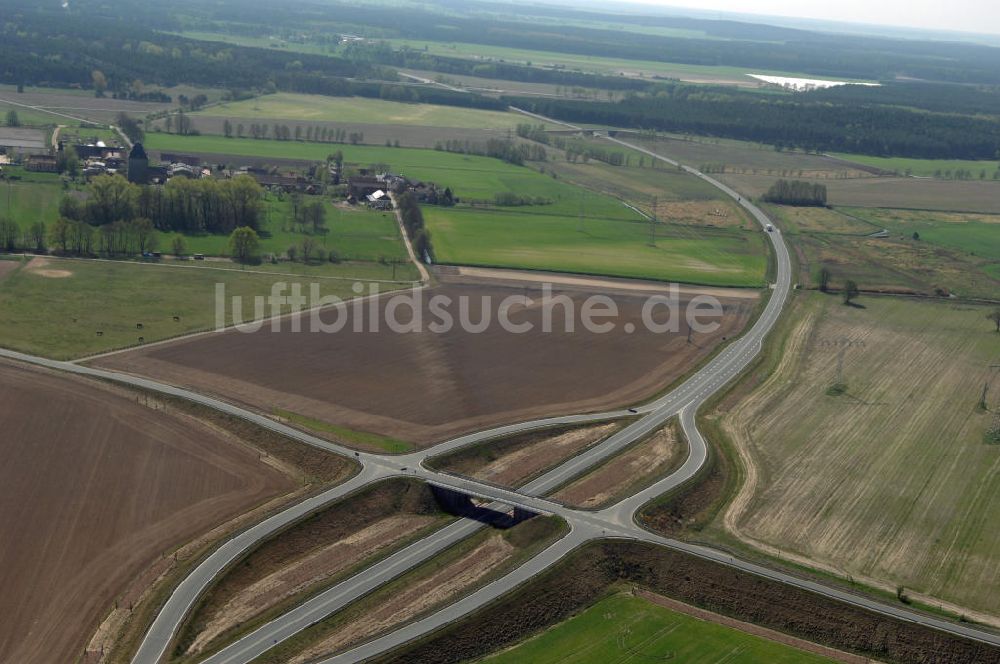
<box><xmin>219</xmin><ymin>121</ymin><xmax>366</xmax><ymax>145</ymax></box>
<box><xmin>59</xmin><ymin>174</ymin><xmax>265</xmax><ymax>235</ymax></box>
<box><xmin>763</xmin><ymin>180</ymin><xmax>828</xmax><ymax>207</ymax></box>
<box><xmin>552</xmin><ymin>137</ymin><xmax>628</xmax><ymax>166</ymax></box>
<box><xmin>395</xmin><ymin>192</ymin><xmax>433</xmax><ymax>262</ymax></box>
<box><xmin>433</xmin><ymin>139</ymin><xmax>547</xmax><ymax>166</ymax></box>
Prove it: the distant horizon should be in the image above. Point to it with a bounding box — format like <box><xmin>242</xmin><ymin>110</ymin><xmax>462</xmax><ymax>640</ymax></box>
<box><xmin>619</xmin><ymin>0</ymin><xmax>1000</xmax><ymax>39</ymax></box>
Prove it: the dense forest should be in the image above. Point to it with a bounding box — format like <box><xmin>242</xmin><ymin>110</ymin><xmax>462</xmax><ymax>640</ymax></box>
<box><xmin>148</xmin><ymin>0</ymin><xmax>1000</xmax><ymax>85</ymax></box>
<box><xmin>513</xmin><ymin>89</ymin><xmax>1000</xmax><ymax>159</ymax></box>
<box><xmin>4</xmin><ymin>0</ymin><xmax>1000</xmax><ymax>160</ymax></box>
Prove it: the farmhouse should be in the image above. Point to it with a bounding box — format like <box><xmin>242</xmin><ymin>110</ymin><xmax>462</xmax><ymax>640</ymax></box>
<box><xmin>366</xmin><ymin>189</ymin><xmax>393</xmax><ymax>210</ymax></box>
<box><xmin>168</xmin><ymin>162</ymin><xmax>200</xmax><ymax>179</ymax></box>
<box><xmin>75</xmin><ymin>141</ymin><xmax>125</xmax><ymax>161</ymax></box>
<box><xmin>25</xmin><ymin>154</ymin><xmax>59</xmax><ymax>173</ymax></box>
<box><xmin>159</xmin><ymin>153</ymin><xmax>202</xmax><ymax>167</ymax></box>
<box><xmin>348</xmin><ymin>174</ymin><xmax>384</xmax><ymax>199</ymax></box>
<box><xmin>250</xmin><ymin>172</ymin><xmax>319</xmax><ymax>194</ymax></box>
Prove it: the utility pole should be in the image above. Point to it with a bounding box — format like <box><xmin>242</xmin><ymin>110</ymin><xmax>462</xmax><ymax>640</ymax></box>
<box><xmin>836</xmin><ymin>345</ymin><xmax>847</xmax><ymax>386</ymax></box>
<box><xmin>648</xmin><ymin>196</ymin><xmax>657</xmax><ymax>247</ymax></box>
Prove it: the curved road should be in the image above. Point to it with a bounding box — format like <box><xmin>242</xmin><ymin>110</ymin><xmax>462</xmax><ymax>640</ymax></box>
<box><xmin>3</xmin><ymin>133</ymin><xmax>998</xmax><ymax>662</ymax></box>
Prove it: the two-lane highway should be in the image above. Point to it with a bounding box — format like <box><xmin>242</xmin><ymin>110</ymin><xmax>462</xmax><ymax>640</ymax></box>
<box><xmin>4</xmin><ymin>126</ymin><xmax>998</xmax><ymax>663</ymax></box>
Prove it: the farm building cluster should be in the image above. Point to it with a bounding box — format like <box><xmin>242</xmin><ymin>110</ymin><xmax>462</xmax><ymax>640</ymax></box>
<box><xmin>2</xmin><ymin>128</ymin><xmax>456</xmax><ymax>213</ymax></box>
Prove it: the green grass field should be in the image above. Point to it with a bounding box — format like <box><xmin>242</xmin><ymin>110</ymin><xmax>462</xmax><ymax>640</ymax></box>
<box><xmin>178</xmin><ymin>31</ymin><xmax>336</xmax><ymax>56</ymax></box>
<box><xmin>0</xmin><ymin>168</ymin><xmax>64</xmax><ymax>227</ymax></box>
<box><xmin>832</xmin><ymin>153</ymin><xmax>1000</xmax><ymax>178</ymax></box>
<box><xmin>770</xmin><ymin>205</ymin><xmax>1000</xmax><ymax>299</ymax></box>
<box><xmin>485</xmin><ymin>593</ymin><xmax>833</xmax><ymax>663</ymax></box>
<box><xmin>0</xmin><ymin>171</ymin><xmax>410</xmax><ymax>266</ymax></box>
<box><xmin>0</xmin><ymin>102</ymin><xmax>67</xmax><ymax>127</ymax></box>
<box><xmin>141</xmin><ymin>135</ymin><xmax>768</xmax><ymax>284</ymax></box>
<box><xmin>842</xmin><ymin>207</ymin><xmax>1000</xmax><ymax>260</ymax></box>
<box><xmin>144</xmin><ymin>134</ymin><xmax>585</xmax><ymax>200</ymax></box>
<box><xmin>274</xmin><ymin>408</ymin><xmax>413</xmax><ymax>453</ymax></box>
<box><xmin>0</xmin><ymin>256</ymin><xmax>401</xmax><ymax>359</ymax></box>
<box><xmin>714</xmin><ymin>294</ymin><xmax>1000</xmax><ymax>616</ymax></box>
<box><xmin>162</xmin><ymin>196</ymin><xmax>410</xmax><ymax>263</ymax></box>
<box><xmin>198</xmin><ymin>93</ymin><xmax>532</xmax><ymax>129</ymax></box>
<box><xmin>425</xmin><ymin>205</ymin><xmax>766</xmax><ymax>286</ymax></box>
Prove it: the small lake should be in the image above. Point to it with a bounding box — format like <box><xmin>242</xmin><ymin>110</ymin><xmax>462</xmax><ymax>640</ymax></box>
<box><xmin>748</xmin><ymin>74</ymin><xmax>881</xmax><ymax>91</ymax></box>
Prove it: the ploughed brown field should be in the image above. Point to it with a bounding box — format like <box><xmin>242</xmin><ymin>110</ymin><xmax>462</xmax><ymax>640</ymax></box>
<box><xmin>0</xmin><ymin>361</ymin><xmax>291</xmax><ymax>664</ymax></box>
<box><xmin>95</xmin><ymin>282</ymin><xmax>756</xmax><ymax>447</ymax></box>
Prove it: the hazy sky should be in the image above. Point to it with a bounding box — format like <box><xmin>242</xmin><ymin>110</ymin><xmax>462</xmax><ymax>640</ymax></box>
<box><xmin>634</xmin><ymin>1</ymin><xmax>1000</xmax><ymax>36</ymax></box>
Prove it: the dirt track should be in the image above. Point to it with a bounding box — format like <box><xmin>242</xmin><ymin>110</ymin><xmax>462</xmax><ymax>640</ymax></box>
<box><xmin>0</xmin><ymin>361</ymin><xmax>291</xmax><ymax>664</ymax></box>
<box><xmin>94</xmin><ymin>283</ymin><xmax>755</xmax><ymax>447</ymax></box>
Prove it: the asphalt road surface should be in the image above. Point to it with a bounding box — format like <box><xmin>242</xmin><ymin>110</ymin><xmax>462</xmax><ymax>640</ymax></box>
<box><xmin>3</xmin><ymin>129</ymin><xmax>998</xmax><ymax>663</ymax></box>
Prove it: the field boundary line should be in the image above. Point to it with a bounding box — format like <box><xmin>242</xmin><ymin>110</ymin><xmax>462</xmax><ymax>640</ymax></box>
<box><xmin>75</xmin><ymin>283</ymin><xmax>427</xmax><ymax>364</ymax></box>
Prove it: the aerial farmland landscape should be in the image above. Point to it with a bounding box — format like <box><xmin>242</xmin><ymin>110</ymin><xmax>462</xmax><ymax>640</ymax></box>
<box><xmin>1</xmin><ymin>0</ymin><xmax>999</xmax><ymax>662</ymax></box>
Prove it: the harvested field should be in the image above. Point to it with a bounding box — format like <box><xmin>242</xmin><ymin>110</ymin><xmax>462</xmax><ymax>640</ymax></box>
<box><xmin>0</xmin><ymin>361</ymin><xmax>292</xmax><ymax>664</ymax></box>
<box><xmin>94</xmin><ymin>283</ymin><xmax>756</xmax><ymax>448</ymax></box>
<box><xmin>719</xmin><ymin>173</ymin><xmax>1000</xmax><ymax>214</ymax></box>
<box><xmin>628</xmin><ymin>135</ymin><xmax>878</xmax><ymax>178</ymax></box>
<box><xmin>717</xmin><ymin>294</ymin><xmax>1000</xmax><ymax>618</ymax></box>
<box><xmin>552</xmin><ymin>421</ymin><xmax>685</xmax><ymax>509</ymax></box>
<box><xmin>0</xmin><ymin>88</ymin><xmax>172</xmax><ymax>125</ymax></box>
<box><xmin>0</xmin><ymin>127</ymin><xmax>46</xmax><ymax>149</ymax></box>
<box><xmin>175</xmin><ymin>479</ymin><xmax>446</xmax><ymax>659</ymax></box>
<box><xmin>429</xmin><ymin>422</ymin><xmax>623</xmax><ymax>487</ymax></box>
<box><xmin>379</xmin><ymin>539</ymin><xmax>1000</xmax><ymax>664</ymax></box>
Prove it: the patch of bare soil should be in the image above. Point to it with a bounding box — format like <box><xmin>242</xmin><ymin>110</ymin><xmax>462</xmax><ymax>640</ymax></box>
<box><xmin>432</xmin><ymin>422</ymin><xmax>621</xmax><ymax>488</ymax></box>
<box><xmin>93</xmin><ymin>284</ymin><xmax>755</xmax><ymax>447</ymax></box>
<box><xmin>0</xmin><ymin>361</ymin><xmax>292</xmax><ymax>664</ymax></box>
<box><xmin>290</xmin><ymin>535</ymin><xmax>516</xmax><ymax>662</ymax></box>
<box><xmin>186</xmin><ymin>514</ymin><xmax>436</xmax><ymax>655</ymax></box>
<box><xmin>173</xmin><ymin>479</ymin><xmax>441</xmax><ymax>657</ymax></box>
<box><xmin>24</xmin><ymin>256</ymin><xmax>71</xmax><ymax>278</ymax></box>
<box><xmin>84</xmin><ymin>386</ymin><xmax>356</xmax><ymax>664</ymax></box>
<box><xmin>553</xmin><ymin>423</ymin><xmax>684</xmax><ymax>508</ymax></box>
<box><xmin>446</xmin><ymin>266</ymin><xmax>761</xmax><ymax>300</ymax></box>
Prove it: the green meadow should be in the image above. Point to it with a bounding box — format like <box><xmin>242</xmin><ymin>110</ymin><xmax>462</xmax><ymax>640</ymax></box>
<box><xmin>485</xmin><ymin>593</ymin><xmax>833</xmax><ymax>663</ymax></box>
<box><xmin>0</xmin><ymin>257</ymin><xmax>403</xmax><ymax>359</ymax></box>
<box><xmin>832</xmin><ymin>153</ymin><xmax>1000</xmax><ymax>178</ymax></box>
<box><xmin>198</xmin><ymin>93</ymin><xmax>529</xmax><ymax>129</ymax></box>
<box><xmin>425</xmin><ymin>205</ymin><xmax>766</xmax><ymax>286</ymax></box>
